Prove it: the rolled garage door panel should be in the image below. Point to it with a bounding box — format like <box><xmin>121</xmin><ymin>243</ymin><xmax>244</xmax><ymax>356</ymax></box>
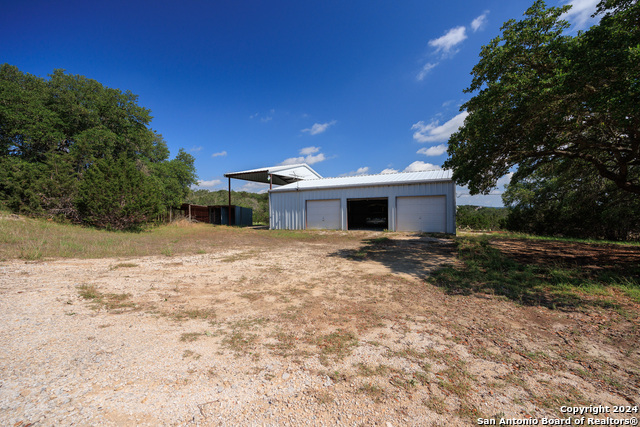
<box><xmin>396</xmin><ymin>196</ymin><xmax>446</xmax><ymax>232</ymax></box>
<box><xmin>306</xmin><ymin>199</ymin><xmax>341</xmax><ymax>230</ymax></box>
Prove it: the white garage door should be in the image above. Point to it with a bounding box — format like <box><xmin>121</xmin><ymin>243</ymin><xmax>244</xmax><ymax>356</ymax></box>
<box><xmin>306</xmin><ymin>199</ymin><xmax>341</xmax><ymax>230</ymax></box>
<box><xmin>396</xmin><ymin>196</ymin><xmax>446</xmax><ymax>232</ymax></box>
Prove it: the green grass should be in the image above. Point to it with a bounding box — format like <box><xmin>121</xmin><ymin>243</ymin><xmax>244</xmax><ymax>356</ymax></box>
<box><xmin>472</xmin><ymin>230</ymin><xmax>640</xmax><ymax>247</ymax></box>
<box><xmin>432</xmin><ymin>235</ymin><xmax>640</xmax><ymax>307</ymax></box>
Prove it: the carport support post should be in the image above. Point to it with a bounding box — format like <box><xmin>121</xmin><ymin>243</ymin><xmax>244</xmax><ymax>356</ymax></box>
<box><xmin>228</xmin><ymin>177</ymin><xmax>232</xmax><ymax>226</ymax></box>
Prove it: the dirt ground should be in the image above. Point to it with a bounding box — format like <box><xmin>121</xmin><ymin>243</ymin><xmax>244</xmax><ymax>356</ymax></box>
<box><xmin>0</xmin><ymin>230</ymin><xmax>638</xmax><ymax>426</ymax></box>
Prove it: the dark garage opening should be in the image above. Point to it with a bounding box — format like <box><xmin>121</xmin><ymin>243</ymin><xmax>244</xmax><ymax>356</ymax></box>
<box><xmin>347</xmin><ymin>198</ymin><xmax>388</xmax><ymax>230</ymax></box>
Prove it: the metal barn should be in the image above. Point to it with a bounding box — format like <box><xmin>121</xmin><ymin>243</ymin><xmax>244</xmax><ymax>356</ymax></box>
<box><xmin>268</xmin><ymin>170</ymin><xmax>455</xmax><ymax>233</ymax></box>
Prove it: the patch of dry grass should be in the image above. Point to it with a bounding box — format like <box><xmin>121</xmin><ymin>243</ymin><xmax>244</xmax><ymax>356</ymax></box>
<box><xmin>0</xmin><ymin>214</ymin><xmax>358</xmax><ymax>261</ymax></box>
<box><xmin>169</xmin><ymin>308</ymin><xmax>216</xmax><ymax>321</ymax></box>
<box><xmin>315</xmin><ymin>329</ymin><xmax>358</xmax><ymax>359</ymax></box>
<box><xmin>77</xmin><ymin>284</ymin><xmax>136</xmax><ymax>311</ymax></box>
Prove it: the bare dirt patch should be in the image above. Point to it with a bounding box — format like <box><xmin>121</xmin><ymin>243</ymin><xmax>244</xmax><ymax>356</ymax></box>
<box><xmin>0</xmin><ymin>231</ymin><xmax>638</xmax><ymax>426</ymax></box>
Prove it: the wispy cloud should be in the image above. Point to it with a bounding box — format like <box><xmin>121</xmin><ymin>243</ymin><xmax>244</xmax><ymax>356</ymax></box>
<box><xmin>340</xmin><ymin>167</ymin><xmax>370</xmax><ymax>176</ymax></box>
<box><xmin>189</xmin><ymin>146</ymin><xmax>203</xmax><ymax>153</ymax></box>
<box><xmin>403</xmin><ymin>161</ymin><xmax>442</xmax><ymax>172</ymax></box>
<box><xmin>299</xmin><ymin>146</ymin><xmax>320</xmax><ymax>155</ymax></box>
<box><xmin>416</xmin><ymin>62</ymin><xmax>439</xmax><ymax>81</ymax></box>
<box><xmin>561</xmin><ymin>0</ymin><xmax>599</xmax><ymax>29</ymax></box>
<box><xmin>471</xmin><ymin>11</ymin><xmax>489</xmax><ymax>32</ymax></box>
<box><xmin>250</xmin><ymin>109</ymin><xmax>275</xmax><ymax>123</ymax></box>
<box><xmin>302</xmin><ymin>120</ymin><xmax>337</xmax><ymax>135</ymax></box>
<box><xmin>412</xmin><ymin>111</ymin><xmax>469</xmax><ymax>143</ymax></box>
<box><xmin>211</xmin><ymin>150</ymin><xmax>227</xmax><ymax>158</ymax></box>
<box><xmin>280</xmin><ymin>147</ymin><xmax>327</xmax><ymax>166</ymax></box>
<box><xmin>196</xmin><ymin>179</ymin><xmax>222</xmax><ymax>188</ymax></box>
<box><xmin>381</xmin><ymin>168</ymin><xmax>399</xmax><ymax>174</ymax></box>
<box><xmin>417</xmin><ymin>11</ymin><xmax>489</xmax><ymax>81</ymax></box>
<box><xmin>417</xmin><ymin>144</ymin><xmax>448</xmax><ymax>156</ymax></box>
<box><xmin>428</xmin><ymin>26</ymin><xmax>467</xmax><ymax>56</ymax></box>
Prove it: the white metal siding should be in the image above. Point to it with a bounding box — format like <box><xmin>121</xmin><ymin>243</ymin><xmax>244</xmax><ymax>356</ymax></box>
<box><xmin>396</xmin><ymin>196</ymin><xmax>446</xmax><ymax>232</ymax></box>
<box><xmin>306</xmin><ymin>199</ymin><xmax>341</xmax><ymax>229</ymax></box>
<box><xmin>269</xmin><ymin>181</ymin><xmax>456</xmax><ymax>233</ymax></box>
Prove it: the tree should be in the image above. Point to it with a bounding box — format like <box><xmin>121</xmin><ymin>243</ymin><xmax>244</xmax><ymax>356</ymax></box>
<box><xmin>444</xmin><ymin>0</ymin><xmax>640</xmax><ymax>195</ymax></box>
<box><xmin>0</xmin><ymin>64</ymin><xmax>198</xmax><ymax>227</ymax></box>
<box><xmin>75</xmin><ymin>156</ymin><xmax>162</xmax><ymax>230</ymax></box>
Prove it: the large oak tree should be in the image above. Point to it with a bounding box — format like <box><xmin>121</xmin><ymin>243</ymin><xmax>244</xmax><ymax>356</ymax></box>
<box><xmin>444</xmin><ymin>0</ymin><xmax>640</xmax><ymax>195</ymax></box>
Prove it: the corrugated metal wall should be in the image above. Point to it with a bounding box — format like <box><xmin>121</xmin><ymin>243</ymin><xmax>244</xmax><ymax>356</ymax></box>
<box><xmin>269</xmin><ymin>181</ymin><xmax>456</xmax><ymax>233</ymax></box>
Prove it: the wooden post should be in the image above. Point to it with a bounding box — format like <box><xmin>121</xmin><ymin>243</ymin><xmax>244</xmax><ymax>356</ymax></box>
<box><xmin>228</xmin><ymin>177</ymin><xmax>232</xmax><ymax>226</ymax></box>
<box><xmin>188</xmin><ymin>204</ymin><xmax>191</xmax><ymax>221</ymax></box>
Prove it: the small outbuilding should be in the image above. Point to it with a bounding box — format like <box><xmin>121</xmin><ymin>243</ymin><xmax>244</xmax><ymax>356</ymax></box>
<box><xmin>179</xmin><ymin>204</ymin><xmax>253</xmax><ymax>226</ymax></box>
<box><xmin>268</xmin><ymin>169</ymin><xmax>455</xmax><ymax>233</ymax></box>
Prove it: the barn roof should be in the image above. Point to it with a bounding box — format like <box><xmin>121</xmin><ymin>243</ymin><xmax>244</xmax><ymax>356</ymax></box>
<box><xmin>269</xmin><ymin>169</ymin><xmax>452</xmax><ymax>192</ymax></box>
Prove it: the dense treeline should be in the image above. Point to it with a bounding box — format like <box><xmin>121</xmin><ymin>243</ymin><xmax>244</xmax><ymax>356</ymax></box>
<box><xmin>0</xmin><ymin>64</ymin><xmax>197</xmax><ymax>230</ymax></box>
<box><xmin>186</xmin><ymin>189</ymin><xmax>269</xmax><ymax>224</ymax></box>
<box><xmin>503</xmin><ymin>160</ymin><xmax>640</xmax><ymax>241</ymax></box>
<box><xmin>456</xmin><ymin>205</ymin><xmax>508</xmax><ymax>231</ymax></box>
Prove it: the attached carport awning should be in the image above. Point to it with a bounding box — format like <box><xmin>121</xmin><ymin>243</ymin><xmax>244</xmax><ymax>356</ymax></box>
<box><xmin>221</xmin><ymin>164</ymin><xmax>323</xmax><ymax>223</ymax></box>
<box><xmin>224</xmin><ymin>163</ymin><xmax>322</xmax><ymax>186</ymax></box>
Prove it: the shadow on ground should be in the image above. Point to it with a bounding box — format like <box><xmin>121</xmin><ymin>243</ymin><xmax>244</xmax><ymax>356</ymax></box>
<box><xmin>331</xmin><ymin>234</ymin><xmax>640</xmax><ymax>312</ymax></box>
<box><xmin>328</xmin><ymin>234</ymin><xmax>456</xmax><ymax>280</ymax></box>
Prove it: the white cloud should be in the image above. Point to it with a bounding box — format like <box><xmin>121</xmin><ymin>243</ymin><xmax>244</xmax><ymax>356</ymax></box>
<box><xmin>280</xmin><ymin>156</ymin><xmax>305</xmax><ymax>166</ymax></box>
<box><xmin>299</xmin><ymin>146</ymin><xmax>320</xmax><ymax>155</ymax></box>
<box><xmin>189</xmin><ymin>146</ymin><xmax>203</xmax><ymax>153</ymax></box>
<box><xmin>302</xmin><ymin>120</ymin><xmax>337</xmax><ymax>135</ymax></box>
<box><xmin>417</xmin><ymin>144</ymin><xmax>448</xmax><ymax>157</ymax></box>
<box><xmin>428</xmin><ymin>26</ymin><xmax>467</xmax><ymax>55</ymax></box>
<box><xmin>561</xmin><ymin>0</ymin><xmax>599</xmax><ymax>29</ymax></box>
<box><xmin>416</xmin><ymin>62</ymin><xmax>439</xmax><ymax>81</ymax></box>
<box><xmin>381</xmin><ymin>168</ymin><xmax>399</xmax><ymax>174</ymax></box>
<box><xmin>279</xmin><ymin>147</ymin><xmax>327</xmax><ymax>166</ymax></box>
<box><xmin>196</xmin><ymin>179</ymin><xmax>222</xmax><ymax>189</ymax></box>
<box><xmin>471</xmin><ymin>11</ymin><xmax>489</xmax><ymax>32</ymax></box>
<box><xmin>412</xmin><ymin>111</ymin><xmax>469</xmax><ymax>143</ymax></box>
<box><xmin>305</xmin><ymin>153</ymin><xmax>326</xmax><ymax>164</ymax></box>
<box><xmin>340</xmin><ymin>167</ymin><xmax>370</xmax><ymax>177</ymax></box>
<box><xmin>403</xmin><ymin>161</ymin><xmax>442</xmax><ymax>172</ymax></box>
<box><xmin>211</xmin><ymin>150</ymin><xmax>227</xmax><ymax>158</ymax></box>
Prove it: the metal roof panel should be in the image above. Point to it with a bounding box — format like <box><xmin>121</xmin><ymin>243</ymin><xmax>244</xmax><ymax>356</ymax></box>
<box><xmin>269</xmin><ymin>169</ymin><xmax>453</xmax><ymax>192</ymax></box>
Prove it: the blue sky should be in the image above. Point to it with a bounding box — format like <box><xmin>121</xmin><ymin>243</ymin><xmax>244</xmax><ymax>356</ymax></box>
<box><xmin>1</xmin><ymin>0</ymin><xmax>599</xmax><ymax>206</ymax></box>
